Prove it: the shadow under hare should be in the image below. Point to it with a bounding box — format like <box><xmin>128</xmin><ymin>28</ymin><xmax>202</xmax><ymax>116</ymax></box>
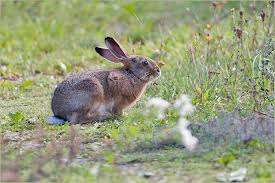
<box><xmin>48</xmin><ymin>37</ymin><xmax>161</xmax><ymax>125</ymax></box>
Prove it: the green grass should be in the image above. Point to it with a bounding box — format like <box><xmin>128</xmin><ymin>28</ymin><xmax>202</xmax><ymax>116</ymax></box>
<box><xmin>0</xmin><ymin>0</ymin><xmax>274</xmax><ymax>182</ymax></box>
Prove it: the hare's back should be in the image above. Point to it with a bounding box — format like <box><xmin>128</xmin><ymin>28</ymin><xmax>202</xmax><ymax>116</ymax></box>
<box><xmin>56</xmin><ymin>70</ymin><xmax>109</xmax><ymax>92</ymax></box>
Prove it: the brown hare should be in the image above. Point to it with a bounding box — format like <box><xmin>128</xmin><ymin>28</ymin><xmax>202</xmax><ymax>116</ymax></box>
<box><xmin>48</xmin><ymin>37</ymin><xmax>161</xmax><ymax>125</ymax></box>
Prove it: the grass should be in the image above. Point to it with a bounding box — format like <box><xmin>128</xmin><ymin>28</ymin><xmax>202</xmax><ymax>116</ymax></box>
<box><xmin>0</xmin><ymin>0</ymin><xmax>274</xmax><ymax>182</ymax></box>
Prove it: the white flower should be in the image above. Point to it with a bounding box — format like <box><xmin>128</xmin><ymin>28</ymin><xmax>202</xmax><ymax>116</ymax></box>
<box><xmin>173</xmin><ymin>94</ymin><xmax>195</xmax><ymax>117</ymax></box>
<box><xmin>174</xmin><ymin>94</ymin><xmax>190</xmax><ymax>108</ymax></box>
<box><xmin>179</xmin><ymin>102</ymin><xmax>195</xmax><ymax>116</ymax></box>
<box><xmin>178</xmin><ymin>118</ymin><xmax>198</xmax><ymax>151</ymax></box>
<box><xmin>145</xmin><ymin>95</ymin><xmax>199</xmax><ymax>151</ymax></box>
<box><xmin>146</xmin><ymin>97</ymin><xmax>170</xmax><ymax>109</ymax></box>
<box><xmin>145</xmin><ymin>97</ymin><xmax>170</xmax><ymax>120</ymax></box>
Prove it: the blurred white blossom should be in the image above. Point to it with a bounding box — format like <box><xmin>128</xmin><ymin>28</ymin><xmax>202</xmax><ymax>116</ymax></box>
<box><xmin>146</xmin><ymin>97</ymin><xmax>170</xmax><ymax>108</ymax></box>
<box><xmin>173</xmin><ymin>94</ymin><xmax>195</xmax><ymax>116</ymax></box>
<box><xmin>145</xmin><ymin>97</ymin><xmax>170</xmax><ymax>120</ymax></box>
<box><xmin>178</xmin><ymin>118</ymin><xmax>198</xmax><ymax>151</ymax></box>
<box><xmin>145</xmin><ymin>95</ymin><xmax>198</xmax><ymax>151</ymax></box>
<box><xmin>174</xmin><ymin>94</ymin><xmax>190</xmax><ymax>108</ymax></box>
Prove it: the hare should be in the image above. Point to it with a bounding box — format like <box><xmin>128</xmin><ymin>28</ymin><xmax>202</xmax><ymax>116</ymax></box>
<box><xmin>48</xmin><ymin>37</ymin><xmax>161</xmax><ymax>124</ymax></box>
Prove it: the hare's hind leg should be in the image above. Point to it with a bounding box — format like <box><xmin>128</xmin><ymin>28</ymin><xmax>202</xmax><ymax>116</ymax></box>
<box><xmin>68</xmin><ymin>102</ymin><xmax>112</xmax><ymax>124</ymax></box>
<box><xmin>66</xmin><ymin>78</ymin><xmax>105</xmax><ymax>124</ymax></box>
<box><xmin>70</xmin><ymin>106</ymin><xmax>99</xmax><ymax>124</ymax></box>
<box><xmin>80</xmin><ymin>101</ymin><xmax>111</xmax><ymax>123</ymax></box>
<box><xmin>66</xmin><ymin>102</ymin><xmax>103</xmax><ymax>124</ymax></box>
<box><xmin>86</xmin><ymin>106</ymin><xmax>112</xmax><ymax>122</ymax></box>
<box><xmin>67</xmin><ymin>112</ymin><xmax>81</xmax><ymax>124</ymax></box>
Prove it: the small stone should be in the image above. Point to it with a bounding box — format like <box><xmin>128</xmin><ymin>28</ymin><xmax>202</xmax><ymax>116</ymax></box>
<box><xmin>138</xmin><ymin>171</ymin><xmax>154</xmax><ymax>178</ymax></box>
<box><xmin>216</xmin><ymin>168</ymin><xmax>247</xmax><ymax>182</ymax></box>
<box><xmin>229</xmin><ymin>168</ymin><xmax>247</xmax><ymax>182</ymax></box>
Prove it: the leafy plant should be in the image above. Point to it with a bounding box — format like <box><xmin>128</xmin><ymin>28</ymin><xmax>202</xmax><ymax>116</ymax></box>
<box><xmin>8</xmin><ymin>111</ymin><xmax>25</xmax><ymax>123</ymax></box>
<box><xmin>20</xmin><ymin>80</ymin><xmax>33</xmax><ymax>91</ymax></box>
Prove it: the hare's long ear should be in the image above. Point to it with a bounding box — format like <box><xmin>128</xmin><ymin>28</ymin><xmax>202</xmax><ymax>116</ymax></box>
<box><xmin>104</xmin><ymin>37</ymin><xmax>128</xmax><ymax>59</ymax></box>
<box><xmin>95</xmin><ymin>47</ymin><xmax>121</xmax><ymax>63</ymax></box>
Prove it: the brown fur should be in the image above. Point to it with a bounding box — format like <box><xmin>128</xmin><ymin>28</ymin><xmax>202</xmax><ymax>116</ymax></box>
<box><xmin>51</xmin><ymin>37</ymin><xmax>160</xmax><ymax>124</ymax></box>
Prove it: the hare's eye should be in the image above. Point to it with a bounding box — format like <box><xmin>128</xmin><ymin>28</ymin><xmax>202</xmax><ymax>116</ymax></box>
<box><xmin>132</xmin><ymin>58</ymin><xmax>137</xmax><ymax>63</ymax></box>
<box><xmin>142</xmin><ymin>60</ymin><xmax>149</xmax><ymax>66</ymax></box>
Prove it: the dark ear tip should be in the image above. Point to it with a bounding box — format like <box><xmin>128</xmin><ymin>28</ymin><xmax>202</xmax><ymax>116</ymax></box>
<box><xmin>95</xmin><ymin>47</ymin><xmax>102</xmax><ymax>54</ymax></box>
<box><xmin>105</xmin><ymin>37</ymin><xmax>114</xmax><ymax>42</ymax></box>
